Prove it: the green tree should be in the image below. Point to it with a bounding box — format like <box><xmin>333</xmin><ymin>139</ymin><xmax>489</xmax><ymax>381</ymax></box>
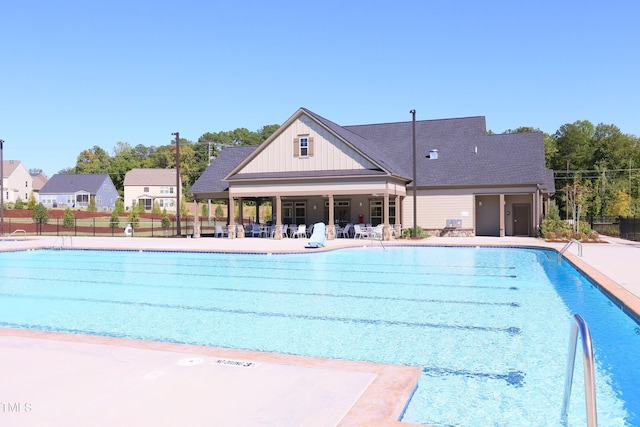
<box><xmin>32</xmin><ymin>203</ymin><xmax>49</xmax><ymax>224</ymax></box>
<box><xmin>215</xmin><ymin>204</ymin><xmax>224</xmax><ymax>219</ymax></box>
<box><xmin>74</xmin><ymin>146</ymin><xmax>111</xmax><ymax>174</ymax></box>
<box><xmin>152</xmin><ymin>201</ymin><xmax>161</xmax><ymax>215</ymax></box>
<box><xmin>86</xmin><ymin>196</ymin><xmax>97</xmax><ymax>212</ymax></box>
<box><xmin>109</xmin><ymin>210</ymin><xmax>120</xmax><ymax>229</ymax></box>
<box><xmin>201</xmin><ymin>203</ymin><xmax>209</xmax><ymax>218</ymax></box>
<box><xmin>161</xmin><ymin>208</ymin><xmax>171</xmax><ymax>229</ymax></box>
<box><xmin>14</xmin><ymin>197</ymin><xmax>24</xmax><ymax>209</ymax></box>
<box><xmin>606</xmin><ymin>190</ymin><xmax>631</xmax><ymax>217</ymax></box>
<box><xmin>180</xmin><ymin>195</ymin><xmax>189</xmax><ymax>217</ymax></box>
<box><xmin>137</xmin><ymin>200</ymin><xmax>146</xmax><ymax>214</ymax></box>
<box><xmin>114</xmin><ymin>198</ymin><xmax>125</xmax><ymax>214</ymax></box>
<box><xmin>550</xmin><ymin>120</ymin><xmax>596</xmax><ymax>172</ymax></box>
<box><xmin>128</xmin><ymin>202</ymin><xmax>140</xmax><ymax>228</ymax></box>
<box><xmin>63</xmin><ymin>208</ymin><xmax>75</xmax><ymax>228</ymax></box>
<box><xmin>27</xmin><ymin>192</ymin><xmax>38</xmax><ymax>210</ymax></box>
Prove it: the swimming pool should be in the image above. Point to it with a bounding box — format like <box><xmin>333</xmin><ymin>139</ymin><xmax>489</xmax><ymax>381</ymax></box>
<box><xmin>0</xmin><ymin>246</ymin><xmax>638</xmax><ymax>426</ymax></box>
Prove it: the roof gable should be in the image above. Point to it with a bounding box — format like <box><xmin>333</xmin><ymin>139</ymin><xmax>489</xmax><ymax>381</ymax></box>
<box><xmin>2</xmin><ymin>160</ymin><xmax>27</xmax><ymax>178</ymax></box>
<box><xmin>226</xmin><ymin>108</ymin><xmax>389</xmax><ymax>180</ymax></box>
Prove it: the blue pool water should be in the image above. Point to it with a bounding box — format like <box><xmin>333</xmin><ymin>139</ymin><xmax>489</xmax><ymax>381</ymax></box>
<box><xmin>0</xmin><ymin>247</ymin><xmax>638</xmax><ymax>426</ymax></box>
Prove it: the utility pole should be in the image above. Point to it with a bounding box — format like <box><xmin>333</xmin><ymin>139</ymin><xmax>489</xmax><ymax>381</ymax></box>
<box><xmin>0</xmin><ymin>139</ymin><xmax>4</xmax><ymax>236</ymax></box>
<box><xmin>171</xmin><ymin>132</ymin><xmax>181</xmax><ymax>236</ymax></box>
<box><xmin>208</xmin><ymin>141</ymin><xmax>212</xmax><ymax>221</ymax></box>
<box><xmin>409</xmin><ymin>110</ymin><xmax>417</xmax><ymax>238</ymax></box>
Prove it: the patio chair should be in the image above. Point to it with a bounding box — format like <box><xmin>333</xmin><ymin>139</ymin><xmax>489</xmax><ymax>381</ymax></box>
<box><xmin>306</xmin><ymin>223</ymin><xmax>314</xmax><ymax>238</ymax></box>
<box><xmin>282</xmin><ymin>224</ymin><xmax>289</xmax><ymax>238</ymax></box>
<box><xmin>371</xmin><ymin>224</ymin><xmax>384</xmax><ymax>239</ymax></box>
<box><xmin>214</xmin><ymin>225</ymin><xmax>227</xmax><ymax>238</ymax></box>
<box><xmin>338</xmin><ymin>223</ymin><xmax>353</xmax><ymax>238</ymax></box>
<box><xmin>251</xmin><ymin>224</ymin><xmax>262</xmax><ymax>237</ymax></box>
<box><xmin>353</xmin><ymin>224</ymin><xmax>369</xmax><ymax>239</ymax></box>
<box><xmin>293</xmin><ymin>224</ymin><xmax>306</xmax><ymax>238</ymax></box>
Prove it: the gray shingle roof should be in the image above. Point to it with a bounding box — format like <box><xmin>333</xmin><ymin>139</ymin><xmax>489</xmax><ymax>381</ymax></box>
<box><xmin>189</xmin><ymin>146</ymin><xmax>258</xmax><ymax>194</ymax></box>
<box><xmin>39</xmin><ymin>174</ymin><xmax>110</xmax><ymax>194</ymax></box>
<box><xmin>190</xmin><ymin>108</ymin><xmax>551</xmax><ymax>193</ymax></box>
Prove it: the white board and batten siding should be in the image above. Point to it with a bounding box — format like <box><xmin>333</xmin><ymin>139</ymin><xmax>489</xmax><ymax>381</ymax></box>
<box><xmin>237</xmin><ymin>115</ymin><xmax>377</xmax><ymax>175</ymax></box>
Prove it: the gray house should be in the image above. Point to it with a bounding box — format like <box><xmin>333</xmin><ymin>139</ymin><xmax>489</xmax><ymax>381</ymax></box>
<box><xmin>190</xmin><ymin>108</ymin><xmax>555</xmax><ymax>239</ymax></box>
<box><xmin>39</xmin><ymin>174</ymin><xmax>119</xmax><ymax>211</ymax></box>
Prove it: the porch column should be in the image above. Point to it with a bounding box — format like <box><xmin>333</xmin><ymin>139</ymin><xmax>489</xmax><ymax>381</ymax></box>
<box><xmin>228</xmin><ymin>196</ymin><xmax>236</xmax><ymax>239</ymax></box>
<box><xmin>499</xmin><ymin>194</ymin><xmax>505</xmax><ymax>237</ymax></box>
<box><xmin>193</xmin><ymin>199</ymin><xmax>200</xmax><ymax>238</ymax></box>
<box><xmin>327</xmin><ymin>194</ymin><xmax>335</xmax><ymax>240</ymax></box>
<box><xmin>255</xmin><ymin>199</ymin><xmax>261</xmax><ymax>224</ymax></box>
<box><xmin>237</xmin><ymin>197</ymin><xmax>245</xmax><ymax>238</ymax></box>
<box><xmin>383</xmin><ymin>193</ymin><xmax>391</xmax><ymax>240</ymax></box>
<box><xmin>394</xmin><ymin>195</ymin><xmax>401</xmax><ymax>237</ymax></box>
<box><xmin>274</xmin><ymin>195</ymin><xmax>283</xmax><ymax>240</ymax></box>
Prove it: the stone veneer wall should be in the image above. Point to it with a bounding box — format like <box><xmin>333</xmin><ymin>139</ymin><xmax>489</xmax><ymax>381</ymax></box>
<box><xmin>424</xmin><ymin>228</ymin><xmax>475</xmax><ymax>237</ymax></box>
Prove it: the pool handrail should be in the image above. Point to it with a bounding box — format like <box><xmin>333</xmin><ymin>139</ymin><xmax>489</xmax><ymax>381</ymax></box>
<box><xmin>558</xmin><ymin>239</ymin><xmax>582</xmax><ymax>263</ymax></box>
<box><xmin>52</xmin><ymin>235</ymin><xmax>73</xmax><ymax>248</ymax></box>
<box><xmin>560</xmin><ymin>313</ymin><xmax>597</xmax><ymax>427</ymax></box>
<box><xmin>1</xmin><ymin>229</ymin><xmax>27</xmax><ymax>241</ymax></box>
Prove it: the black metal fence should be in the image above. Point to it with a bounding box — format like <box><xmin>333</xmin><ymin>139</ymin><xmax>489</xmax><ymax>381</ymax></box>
<box><xmin>586</xmin><ymin>215</ymin><xmax>640</xmax><ymax>242</ymax></box>
<box><xmin>0</xmin><ymin>217</ymin><xmax>228</xmax><ymax>238</ymax></box>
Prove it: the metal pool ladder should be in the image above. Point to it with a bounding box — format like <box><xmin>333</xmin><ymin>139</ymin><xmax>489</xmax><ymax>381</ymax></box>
<box><xmin>558</xmin><ymin>239</ymin><xmax>582</xmax><ymax>263</ymax></box>
<box><xmin>561</xmin><ymin>313</ymin><xmax>597</xmax><ymax>426</ymax></box>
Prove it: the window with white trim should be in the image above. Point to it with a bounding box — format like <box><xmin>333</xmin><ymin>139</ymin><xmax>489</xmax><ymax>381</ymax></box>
<box><xmin>293</xmin><ymin>136</ymin><xmax>314</xmax><ymax>158</ymax></box>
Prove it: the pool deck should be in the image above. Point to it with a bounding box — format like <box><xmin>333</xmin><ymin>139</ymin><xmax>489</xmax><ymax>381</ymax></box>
<box><xmin>1</xmin><ymin>235</ymin><xmax>639</xmax><ymax>426</ymax></box>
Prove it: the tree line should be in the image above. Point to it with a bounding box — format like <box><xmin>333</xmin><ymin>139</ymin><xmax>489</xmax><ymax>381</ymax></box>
<box><xmin>58</xmin><ymin>120</ymin><xmax>640</xmax><ymax>218</ymax></box>
<box><xmin>59</xmin><ymin>125</ymin><xmax>280</xmax><ymax>196</ymax></box>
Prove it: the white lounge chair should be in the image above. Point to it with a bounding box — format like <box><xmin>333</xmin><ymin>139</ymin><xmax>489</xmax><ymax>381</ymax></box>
<box><xmin>307</xmin><ymin>222</ymin><xmax>327</xmax><ymax>248</ymax></box>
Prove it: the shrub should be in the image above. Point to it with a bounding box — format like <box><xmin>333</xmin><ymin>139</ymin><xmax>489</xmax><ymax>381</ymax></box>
<box><xmin>114</xmin><ymin>199</ymin><xmax>125</xmax><ymax>214</ymax></box>
<box><xmin>215</xmin><ymin>204</ymin><xmax>224</xmax><ymax>219</ymax></box>
<box><xmin>109</xmin><ymin>210</ymin><xmax>120</xmax><ymax>229</ymax></box>
<box><xmin>62</xmin><ymin>208</ymin><xmax>75</xmax><ymax>228</ymax></box>
<box><xmin>152</xmin><ymin>201</ymin><xmax>161</xmax><ymax>215</ymax></box>
<box><xmin>27</xmin><ymin>192</ymin><xmax>38</xmax><ymax>210</ymax></box>
<box><xmin>32</xmin><ymin>203</ymin><xmax>49</xmax><ymax>224</ymax></box>
<box><xmin>402</xmin><ymin>226</ymin><xmax>424</xmax><ymax>238</ymax></box>
<box><xmin>14</xmin><ymin>197</ymin><xmax>24</xmax><ymax>209</ymax></box>
<box><xmin>161</xmin><ymin>209</ymin><xmax>171</xmax><ymax>229</ymax></box>
<box><xmin>87</xmin><ymin>197</ymin><xmax>97</xmax><ymax>212</ymax></box>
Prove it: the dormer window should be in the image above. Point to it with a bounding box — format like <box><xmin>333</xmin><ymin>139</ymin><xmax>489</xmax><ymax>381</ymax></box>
<box><xmin>293</xmin><ymin>136</ymin><xmax>314</xmax><ymax>158</ymax></box>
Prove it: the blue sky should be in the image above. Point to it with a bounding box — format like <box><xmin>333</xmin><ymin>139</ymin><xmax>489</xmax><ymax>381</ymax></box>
<box><xmin>2</xmin><ymin>1</ymin><xmax>639</xmax><ymax>176</ymax></box>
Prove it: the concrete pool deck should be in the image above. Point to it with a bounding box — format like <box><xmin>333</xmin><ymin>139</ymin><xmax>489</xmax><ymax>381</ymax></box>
<box><xmin>1</xmin><ymin>234</ymin><xmax>639</xmax><ymax>426</ymax></box>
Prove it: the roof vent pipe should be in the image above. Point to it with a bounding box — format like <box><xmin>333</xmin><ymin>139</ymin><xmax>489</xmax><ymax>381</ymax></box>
<box><xmin>427</xmin><ymin>149</ymin><xmax>438</xmax><ymax>159</ymax></box>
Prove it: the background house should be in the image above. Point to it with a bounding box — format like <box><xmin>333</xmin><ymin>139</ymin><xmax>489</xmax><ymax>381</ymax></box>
<box><xmin>123</xmin><ymin>168</ymin><xmax>180</xmax><ymax>212</ymax></box>
<box><xmin>39</xmin><ymin>173</ymin><xmax>119</xmax><ymax>210</ymax></box>
<box><xmin>191</xmin><ymin>108</ymin><xmax>554</xmax><ymax>239</ymax></box>
<box><xmin>31</xmin><ymin>173</ymin><xmax>49</xmax><ymax>196</ymax></box>
<box><xmin>1</xmin><ymin>160</ymin><xmax>33</xmax><ymax>204</ymax></box>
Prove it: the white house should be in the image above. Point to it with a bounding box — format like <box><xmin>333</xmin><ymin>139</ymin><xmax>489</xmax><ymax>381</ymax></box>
<box><xmin>123</xmin><ymin>168</ymin><xmax>180</xmax><ymax>212</ymax></box>
<box><xmin>2</xmin><ymin>160</ymin><xmax>33</xmax><ymax>205</ymax></box>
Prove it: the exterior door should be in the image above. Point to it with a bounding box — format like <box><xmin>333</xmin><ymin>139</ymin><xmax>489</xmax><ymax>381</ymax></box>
<box><xmin>513</xmin><ymin>204</ymin><xmax>531</xmax><ymax>236</ymax></box>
